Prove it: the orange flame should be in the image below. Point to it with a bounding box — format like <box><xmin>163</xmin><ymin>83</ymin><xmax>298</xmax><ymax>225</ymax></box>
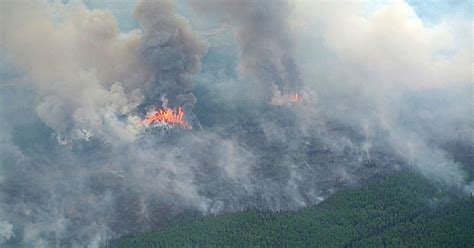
<box><xmin>142</xmin><ymin>107</ymin><xmax>191</xmax><ymax>129</ymax></box>
<box><xmin>290</xmin><ymin>93</ymin><xmax>301</xmax><ymax>103</ymax></box>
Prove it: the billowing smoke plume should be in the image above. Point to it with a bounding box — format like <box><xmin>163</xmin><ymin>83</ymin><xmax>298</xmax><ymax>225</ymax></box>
<box><xmin>290</xmin><ymin>0</ymin><xmax>473</xmax><ymax>191</ymax></box>
<box><xmin>0</xmin><ymin>0</ymin><xmax>472</xmax><ymax>247</ymax></box>
<box><xmin>133</xmin><ymin>0</ymin><xmax>206</xmax><ymax>109</ymax></box>
<box><xmin>190</xmin><ymin>0</ymin><xmax>302</xmax><ymax>102</ymax></box>
<box><xmin>0</xmin><ymin>0</ymin><xmax>205</xmax><ymax>142</ymax></box>
<box><xmin>0</xmin><ymin>0</ymin><xmax>209</xmax><ymax>246</ymax></box>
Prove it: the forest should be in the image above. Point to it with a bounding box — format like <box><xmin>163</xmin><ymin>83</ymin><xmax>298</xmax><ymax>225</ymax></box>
<box><xmin>109</xmin><ymin>170</ymin><xmax>474</xmax><ymax>247</ymax></box>
<box><xmin>1</xmin><ymin>1</ymin><xmax>473</xmax><ymax>247</ymax></box>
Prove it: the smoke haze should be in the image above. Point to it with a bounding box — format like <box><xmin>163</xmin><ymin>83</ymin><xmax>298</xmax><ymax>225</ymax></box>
<box><xmin>0</xmin><ymin>0</ymin><xmax>472</xmax><ymax>246</ymax></box>
<box><xmin>190</xmin><ymin>0</ymin><xmax>303</xmax><ymax>101</ymax></box>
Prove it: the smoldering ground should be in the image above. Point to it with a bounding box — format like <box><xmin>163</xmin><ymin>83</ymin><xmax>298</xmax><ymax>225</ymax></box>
<box><xmin>0</xmin><ymin>0</ymin><xmax>473</xmax><ymax>247</ymax></box>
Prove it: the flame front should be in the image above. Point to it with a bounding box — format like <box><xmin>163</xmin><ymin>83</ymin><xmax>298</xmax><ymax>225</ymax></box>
<box><xmin>290</xmin><ymin>93</ymin><xmax>301</xmax><ymax>103</ymax></box>
<box><xmin>142</xmin><ymin>107</ymin><xmax>191</xmax><ymax>129</ymax></box>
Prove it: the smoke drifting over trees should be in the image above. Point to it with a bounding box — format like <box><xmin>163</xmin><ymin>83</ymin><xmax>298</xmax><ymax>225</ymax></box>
<box><xmin>0</xmin><ymin>0</ymin><xmax>472</xmax><ymax>247</ymax></box>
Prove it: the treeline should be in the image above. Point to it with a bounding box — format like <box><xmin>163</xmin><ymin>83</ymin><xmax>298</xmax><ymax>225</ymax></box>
<box><xmin>109</xmin><ymin>171</ymin><xmax>474</xmax><ymax>247</ymax></box>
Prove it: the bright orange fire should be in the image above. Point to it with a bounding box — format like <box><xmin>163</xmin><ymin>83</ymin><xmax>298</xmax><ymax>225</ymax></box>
<box><xmin>142</xmin><ymin>107</ymin><xmax>191</xmax><ymax>129</ymax></box>
<box><xmin>290</xmin><ymin>93</ymin><xmax>301</xmax><ymax>103</ymax></box>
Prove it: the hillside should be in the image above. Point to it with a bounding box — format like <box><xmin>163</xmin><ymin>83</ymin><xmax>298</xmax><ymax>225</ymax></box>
<box><xmin>109</xmin><ymin>171</ymin><xmax>474</xmax><ymax>247</ymax></box>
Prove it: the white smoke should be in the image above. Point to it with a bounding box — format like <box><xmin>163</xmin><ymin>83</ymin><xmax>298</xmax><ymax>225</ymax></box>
<box><xmin>0</xmin><ymin>0</ymin><xmax>206</xmax><ymax>143</ymax></box>
<box><xmin>190</xmin><ymin>0</ymin><xmax>303</xmax><ymax>101</ymax></box>
<box><xmin>0</xmin><ymin>0</ymin><xmax>472</xmax><ymax>247</ymax></box>
<box><xmin>0</xmin><ymin>220</ymin><xmax>13</xmax><ymax>243</ymax></box>
<box><xmin>291</xmin><ymin>0</ymin><xmax>473</xmax><ymax>189</ymax></box>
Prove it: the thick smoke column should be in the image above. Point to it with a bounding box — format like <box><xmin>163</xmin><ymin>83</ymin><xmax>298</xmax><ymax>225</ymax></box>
<box><xmin>190</xmin><ymin>0</ymin><xmax>302</xmax><ymax>102</ymax></box>
<box><xmin>0</xmin><ymin>0</ymin><xmax>208</xmax><ymax>246</ymax></box>
<box><xmin>134</xmin><ymin>0</ymin><xmax>206</xmax><ymax>109</ymax></box>
<box><xmin>0</xmin><ymin>0</ymin><xmax>472</xmax><ymax>247</ymax></box>
<box><xmin>0</xmin><ymin>0</ymin><xmax>205</xmax><ymax>142</ymax></box>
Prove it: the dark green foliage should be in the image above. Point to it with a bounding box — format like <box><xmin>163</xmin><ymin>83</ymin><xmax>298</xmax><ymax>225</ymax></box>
<box><xmin>110</xmin><ymin>171</ymin><xmax>474</xmax><ymax>248</ymax></box>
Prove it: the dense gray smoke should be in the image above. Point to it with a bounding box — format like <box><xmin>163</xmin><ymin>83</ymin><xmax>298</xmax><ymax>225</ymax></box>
<box><xmin>133</xmin><ymin>0</ymin><xmax>206</xmax><ymax>109</ymax></box>
<box><xmin>190</xmin><ymin>0</ymin><xmax>302</xmax><ymax>102</ymax></box>
<box><xmin>0</xmin><ymin>0</ymin><xmax>205</xmax><ymax>142</ymax></box>
<box><xmin>0</xmin><ymin>0</ymin><xmax>472</xmax><ymax>247</ymax></box>
<box><xmin>0</xmin><ymin>0</ymin><xmax>209</xmax><ymax>246</ymax></box>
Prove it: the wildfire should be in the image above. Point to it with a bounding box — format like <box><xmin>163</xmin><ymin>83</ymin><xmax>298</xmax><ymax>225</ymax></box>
<box><xmin>142</xmin><ymin>107</ymin><xmax>191</xmax><ymax>129</ymax></box>
<box><xmin>290</xmin><ymin>93</ymin><xmax>301</xmax><ymax>103</ymax></box>
<box><xmin>271</xmin><ymin>91</ymin><xmax>302</xmax><ymax>106</ymax></box>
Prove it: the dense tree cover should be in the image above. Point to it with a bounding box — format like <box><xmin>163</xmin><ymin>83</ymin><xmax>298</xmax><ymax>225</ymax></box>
<box><xmin>108</xmin><ymin>171</ymin><xmax>473</xmax><ymax>247</ymax></box>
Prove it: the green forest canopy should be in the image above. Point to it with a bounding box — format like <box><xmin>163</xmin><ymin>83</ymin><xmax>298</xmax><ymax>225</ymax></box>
<box><xmin>110</xmin><ymin>170</ymin><xmax>474</xmax><ymax>247</ymax></box>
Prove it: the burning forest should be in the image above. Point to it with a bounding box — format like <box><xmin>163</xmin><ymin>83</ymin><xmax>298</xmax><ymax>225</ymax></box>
<box><xmin>142</xmin><ymin>107</ymin><xmax>191</xmax><ymax>129</ymax></box>
<box><xmin>0</xmin><ymin>0</ymin><xmax>472</xmax><ymax>247</ymax></box>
